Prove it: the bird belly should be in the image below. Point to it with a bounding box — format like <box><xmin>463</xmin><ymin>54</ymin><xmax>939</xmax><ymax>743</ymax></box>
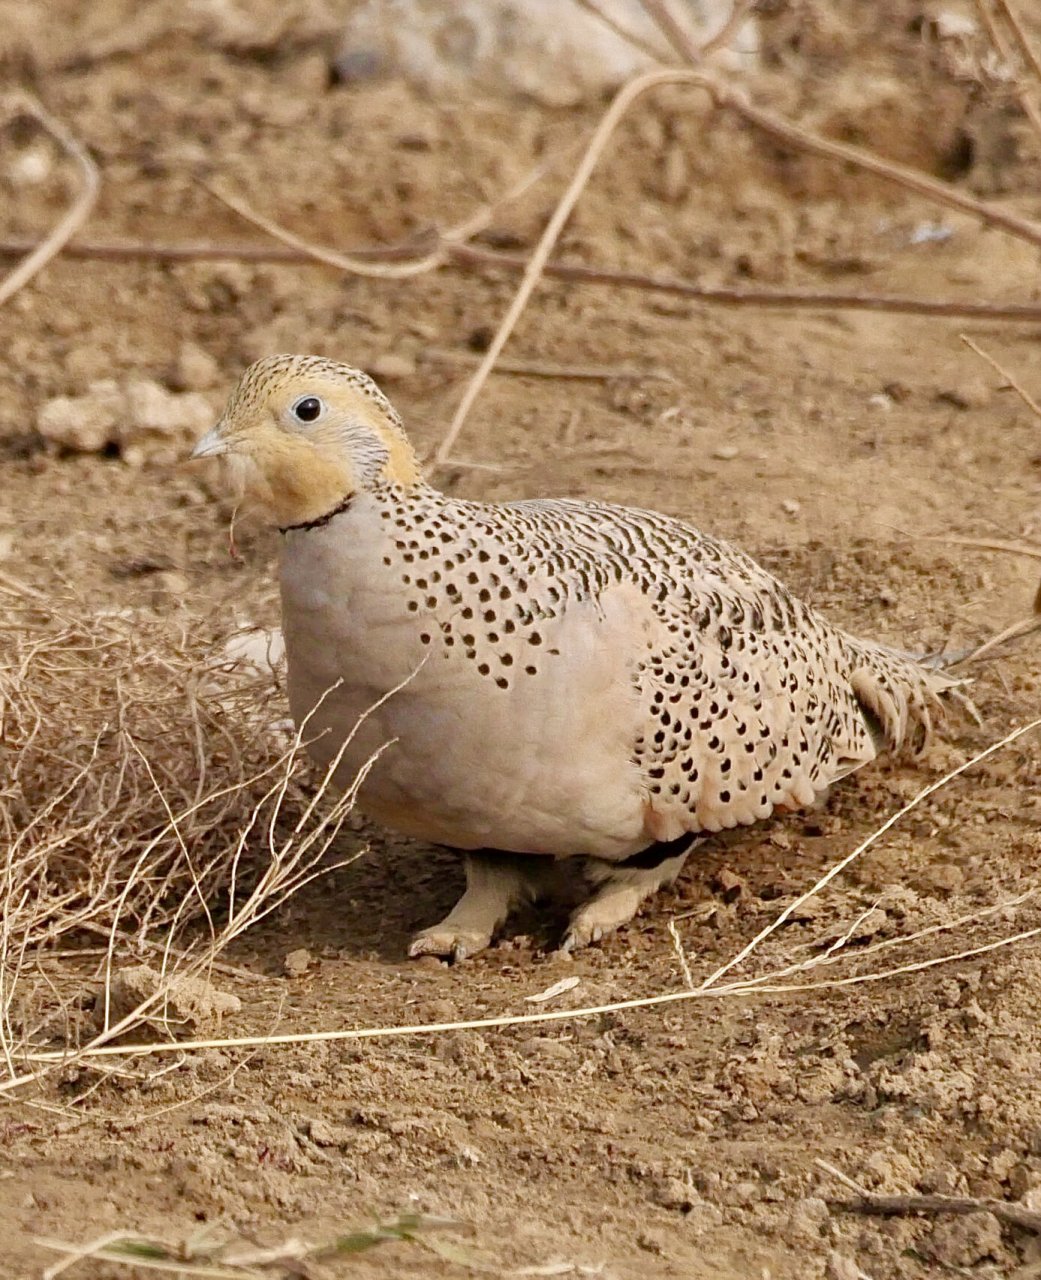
<box><xmin>281</xmin><ymin>584</ymin><xmax>649</xmax><ymax>857</ymax></box>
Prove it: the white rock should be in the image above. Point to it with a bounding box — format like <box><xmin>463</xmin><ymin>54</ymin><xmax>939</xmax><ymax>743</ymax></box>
<box><xmin>283</xmin><ymin>948</ymin><xmax>312</xmax><ymax>977</ymax></box>
<box><xmin>368</xmin><ymin>352</ymin><xmax>417</xmax><ymax>381</ymax></box>
<box><xmin>123</xmin><ymin>378</ymin><xmax>213</xmax><ymax>439</ymax></box>
<box><xmin>36</xmin><ymin>382</ymin><xmax>123</xmax><ymax>452</ymax></box>
<box><xmin>37</xmin><ymin>378</ymin><xmax>214</xmax><ymax>458</ymax></box>
<box><xmin>337</xmin><ymin>0</ymin><xmax>758</xmax><ymax>106</ymax></box>
<box><xmin>219</xmin><ymin>626</ymin><xmax>287</xmax><ymax>678</ymax></box>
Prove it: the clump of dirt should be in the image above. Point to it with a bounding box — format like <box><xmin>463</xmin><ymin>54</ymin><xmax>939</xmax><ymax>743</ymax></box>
<box><xmin>101</xmin><ymin>964</ymin><xmax>242</xmax><ymax>1036</ymax></box>
<box><xmin>3</xmin><ymin>1</ymin><xmax>1041</xmax><ymax>1277</ymax></box>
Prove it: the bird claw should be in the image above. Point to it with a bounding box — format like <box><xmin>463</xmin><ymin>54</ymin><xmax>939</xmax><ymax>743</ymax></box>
<box><xmin>408</xmin><ymin>926</ymin><xmax>491</xmax><ymax>962</ymax></box>
<box><xmin>558</xmin><ymin>921</ymin><xmax>604</xmax><ymax>954</ymax></box>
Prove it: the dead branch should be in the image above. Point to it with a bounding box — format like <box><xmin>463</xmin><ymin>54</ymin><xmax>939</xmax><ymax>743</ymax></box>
<box><xmin>452</xmin><ymin>245</ymin><xmax>1041</xmax><ymax>321</ymax></box>
<box><xmin>927</xmin><ymin>534</ymin><xmax>1041</xmax><ymax>561</ymax></box>
<box><xmin>639</xmin><ymin>0</ymin><xmax>705</xmax><ymax>64</ymax></box>
<box><xmin>8</xmin><ymin>234</ymin><xmax>1041</xmax><ymax>323</ymax></box>
<box><xmin>0</xmin><ymin>92</ymin><xmax>99</xmax><ymax>309</ymax></box>
<box><xmin>436</xmin><ymin>50</ymin><xmax>1041</xmax><ymax>463</ymax></box>
<box><xmin>201</xmin><ymin>154</ymin><xmax>555</xmax><ymax>281</ymax></box>
<box><xmin>837</xmin><ymin>1192</ymin><xmax>1041</xmax><ymax>1235</ymax></box>
<box><xmin>960</xmin><ymin>334</ymin><xmax>1041</xmax><ymax>418</ymax></box>
<box><xmin>419</xmin><ymin>349</ymin><xmax>674</xmax><ymax>381</ymax></box>
<box><xmin>200</xmin><ymin>180</ymin><xmax>446</xmax><ymax>279</ymax></box>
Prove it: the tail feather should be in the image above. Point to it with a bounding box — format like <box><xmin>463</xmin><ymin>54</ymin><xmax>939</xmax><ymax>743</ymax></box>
<box><xmin>846</xmin><ymin>639</ymin><xmax>965</xmax><ymax>757</ymax></box>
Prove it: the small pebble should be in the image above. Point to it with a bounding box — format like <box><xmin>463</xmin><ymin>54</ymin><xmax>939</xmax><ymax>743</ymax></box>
<box><xmin>368</xmin><ymin>353</ymin><xmax>416</xmax><ymax>381</ymax></box>
<box><xmin>711</xmin><ymin>444</ymin><xmax>739</xmax><ymax>460</ymax></box>
<box><xmin>781</xmin><ymin>498</ymin><xmax>801</xmax><ymax>516</ymax></box>
<box><xmin>283</xmin><ymin>948</ymin><xmax>312</xmax><ymax>977</ymax></box>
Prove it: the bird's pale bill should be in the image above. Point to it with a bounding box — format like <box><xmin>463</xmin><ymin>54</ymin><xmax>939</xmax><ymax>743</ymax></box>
<box><xmin>190</xmin><ymin>427</ymin><xmax>228</xmax><ymax>459</ymax></box>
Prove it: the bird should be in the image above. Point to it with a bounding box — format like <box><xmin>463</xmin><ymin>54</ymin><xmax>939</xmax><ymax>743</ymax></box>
<box><xmin>192</xmin><ymin>354</ymin><xmax>959</xmax><ymax>960</ymax></box>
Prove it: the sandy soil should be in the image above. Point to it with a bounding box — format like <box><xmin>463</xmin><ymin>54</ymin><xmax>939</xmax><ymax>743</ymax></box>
<box><xmin>2</xmin><ymin>1</ymin><xmax>1041</xmax><ymax>1276</ymax></box>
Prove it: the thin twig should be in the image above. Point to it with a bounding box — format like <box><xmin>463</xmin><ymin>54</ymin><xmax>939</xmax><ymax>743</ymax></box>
<box><xmin>640</xmin><ymin>0</ymin><xmax>705</xmax><ymax>63</ymax></box>
<box><xmin>696</xmin><ymin>716</ymin><xmax>1041</xmax><ymax>991</ymax></box>
<box><xmin>202</xmin><ymin>157</ymin><xmax>553</xmax><ymax>281</ymax></box>
<box><xmin>996</xmin><ymin>0</ymin><xmax>1041</xmax><ymax>85</ymax></box>
<box><xmin>927</xmin><ymin>534</ymin><xmax>1041</xmax><ymax>561</ymax></box>
<box><xmin>837</xmin><ymin>1192</ymin><xmax>1041</xmax><ymax>1235</ymax></box>
<box><xmin>700</xmin><ymin>0</ymin><xmax>754</xmax><ymax>59</ymax></box>
<box><xmin>420</xmin><ymin>349</ymin><xmax>674</xmax><ymax>381</ymax></box>
<box><xmin>950</xmin><ymin>613</ymin><xmax>1041</xmax><ymax>665</ymax></box>
<box><xmin>640</xmin><ymin>3</ymin><xmax>1041</xmax><ymax>250</ymax></box>
<box><xmin>436</xmin><ymin>57</ymin><xmax>1041</xmax><ymax>462</ymax></box>
<box><xmin>667</xmin><ymin>918</ymin><xmax>696</xmax><ymax>989</ymax></box>
<box><xmin>200</xmin><ymin>181</ymin><xmax>446</xmax><ymax>279</ymax></box>
<box><xmin>815</xmin><ymin>1158</ymin><xmax>873</xmax><ymax>1198</ymax></box>
<box><xmin>436</xmin><ymin>68</ymin><xmax>718</xmax><ymax>465</ymax></box>
<box><xmin>991</xmin><ymin>0</ymin><xmax>1041</xmax><ymax>144</ymax></box>
<box><xmin>960</xmin><ymin>334</ymin><xmax>1041</xmax><ymax>418</ymax></box>
<box><xmin>7</xmin><ymin>234</ymin><xmax>1041</xmax><ymax>322</ymax></box>
<box><xmin>720</xmin><ymin>79</ymin><xmax>1041</xmax><ymax>249</ymax></box>
<box><xmin>0</xmin><ymin>92</ymin><xmax>100</xmax><ymax>308</ymax></box>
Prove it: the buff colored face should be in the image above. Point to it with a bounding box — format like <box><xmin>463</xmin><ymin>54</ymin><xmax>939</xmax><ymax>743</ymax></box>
<box><xmin>191</xmin><ymin>356</ymin><xmax>420</xmax><ymax>527</ymax></box>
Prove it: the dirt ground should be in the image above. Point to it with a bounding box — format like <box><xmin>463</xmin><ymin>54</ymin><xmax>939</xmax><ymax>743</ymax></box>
<box><xmin>3</xmin><ymin>1</ymin><xmax>1041</xmax><ymax>1276</ymax></box>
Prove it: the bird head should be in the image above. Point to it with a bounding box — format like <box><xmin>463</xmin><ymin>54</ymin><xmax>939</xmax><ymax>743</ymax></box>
<box><xmin>191</xmin><ymin>354</ymin><xmax>422</xmax><ymax>527</ymax></box>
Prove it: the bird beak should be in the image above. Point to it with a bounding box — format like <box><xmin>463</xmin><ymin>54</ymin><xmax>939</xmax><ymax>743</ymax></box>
<box><xmin>190</xmin><ymin>426</ymin><xmax>229</xmax><ymax>460</ymax></box>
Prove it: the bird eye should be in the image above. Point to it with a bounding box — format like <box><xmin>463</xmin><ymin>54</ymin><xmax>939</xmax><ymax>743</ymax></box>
<box><xmin>290</xmin><ymin>395</ymin><xmax>324</xmax><ymax>424</ymax></box>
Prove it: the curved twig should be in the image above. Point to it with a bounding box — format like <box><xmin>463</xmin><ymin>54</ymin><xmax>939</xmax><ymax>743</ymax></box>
<box><xmin>0</xmin><ymin>92</ymin><xmax>100</xmax><ymax>309</ymax></box>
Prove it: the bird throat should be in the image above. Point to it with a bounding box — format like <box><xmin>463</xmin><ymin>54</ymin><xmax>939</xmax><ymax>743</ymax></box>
<box><xmin>279</xmin><ymin>491</ymin><xmax>354</xmax><ymax>535</ymax></box>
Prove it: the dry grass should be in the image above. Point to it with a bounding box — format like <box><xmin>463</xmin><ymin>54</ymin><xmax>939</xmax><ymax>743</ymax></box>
<box><xmin>34</xmin><ymin>1212</ymin><xmax>473</xmax><ymax>1279</ymax></box>
<box><xmin>0</xmin><ymin>579</ymin><xmax>372</xmax><ymax>1088</ymax></box>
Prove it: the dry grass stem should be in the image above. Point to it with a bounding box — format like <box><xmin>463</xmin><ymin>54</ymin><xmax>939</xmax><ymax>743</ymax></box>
<box><xmin>0</xmin><ymin>92</ymin><xmax>100</xmax><ymax>309</ymax></box>
<box><xmin>696</xmin><ymin>716</ymin><xmax>1041</xmax><ymax>991</ymax></box>
<box><xmin>951</xmin><ymin>613</ymin><xmax>1041</xmax><ymax>665</ymax></box>
<box><xmin>201</xmin><ymin>180</ymin><xmax>446</xmax><ymax>279</ymax></box>
<box><xmin>36</xmin><ymin>1211</ymin><xmax>465</xmax><ymax>1278</ymax></box>
<box><xmin>5</xmin><ymin>718</ymin><xmax>1036</xmax><ymax>1079</ymax></box>
<box><xmin>436</xmin><ymin>67</ymin><xmax>715</xmax><ymax>465</ymax></box>
<box><xmin>435</xmin><ymin>41</ymin><xmax>1041</xmax><ymax>464</ymax></box>
<box><xmin>929</xmin><ymin>534</ymin><xmax>1041</xmax><ymax>562</ymax></box>
<box><xmin>837</xmin><ymin>1191</ymin><xmax>1041</xmax><ymax>1235</ymax></box>
<box><xmin>700</xmin><ymin>0</ymin><xmax>753</xmax><ymax>59</ymax></box>
<box><xmin>203</xmin><ymin>158</ymin><xmax>552</xmax><ymax>281</ymax></box>
<box><xmin>0</xmin><ymin>600</ymin><xmax>382</xmax><ymax>1091</ymax></box>
<box><xmin>960</xmin><ymin>333</ymin><xmax>1041</xmax><ymax>418</ymax></box>
<box><xmin>666</xmin><ymin>918</ymin><xmax>696</xmax><ymax>989</ymax></box>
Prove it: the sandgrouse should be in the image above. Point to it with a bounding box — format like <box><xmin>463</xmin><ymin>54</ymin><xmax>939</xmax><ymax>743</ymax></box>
<box><xmin>193</xmin><ymin>354</ymin><xmax>957</xmax><ymax>959</ymax></box>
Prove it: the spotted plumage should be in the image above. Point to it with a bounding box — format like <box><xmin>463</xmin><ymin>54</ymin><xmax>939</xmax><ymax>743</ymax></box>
<box><xmin>193</xmin><ymin>355</ymin><xmax>957</xmax><ymax>958</ymax></box>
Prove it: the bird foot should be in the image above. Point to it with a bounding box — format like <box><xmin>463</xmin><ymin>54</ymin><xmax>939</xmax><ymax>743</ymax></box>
<box><xmin>558</xmin><ymin>883</ymin><xmax>648</xmax><ymax>953</ymax></box>
<box><xmin>408</xmin><ymin>925</ymin><xmax>492</xmax><ymax>963</ymax></box>
<box><xmin>558</xmin><ymin>919</ymin><xmax>606</xmax><ymax>954</ymax></box>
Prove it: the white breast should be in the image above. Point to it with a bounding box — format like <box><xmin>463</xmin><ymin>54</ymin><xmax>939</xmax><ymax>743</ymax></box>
<box><xmin>279</xmin><ymin>498</ymin><xmax>650</xmax><ymax>857</ymax></box>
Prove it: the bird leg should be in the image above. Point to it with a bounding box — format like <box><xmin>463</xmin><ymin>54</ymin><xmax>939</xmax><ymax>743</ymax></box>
<box><xmin>408</xmin><ymin>850</ymin><xmax>541</xmax><ymax>962</ymax></box>
<box><xmin>560</xmin><ymin>839</ymin><xmax>696</xmax><ymax>953</ymax></box>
